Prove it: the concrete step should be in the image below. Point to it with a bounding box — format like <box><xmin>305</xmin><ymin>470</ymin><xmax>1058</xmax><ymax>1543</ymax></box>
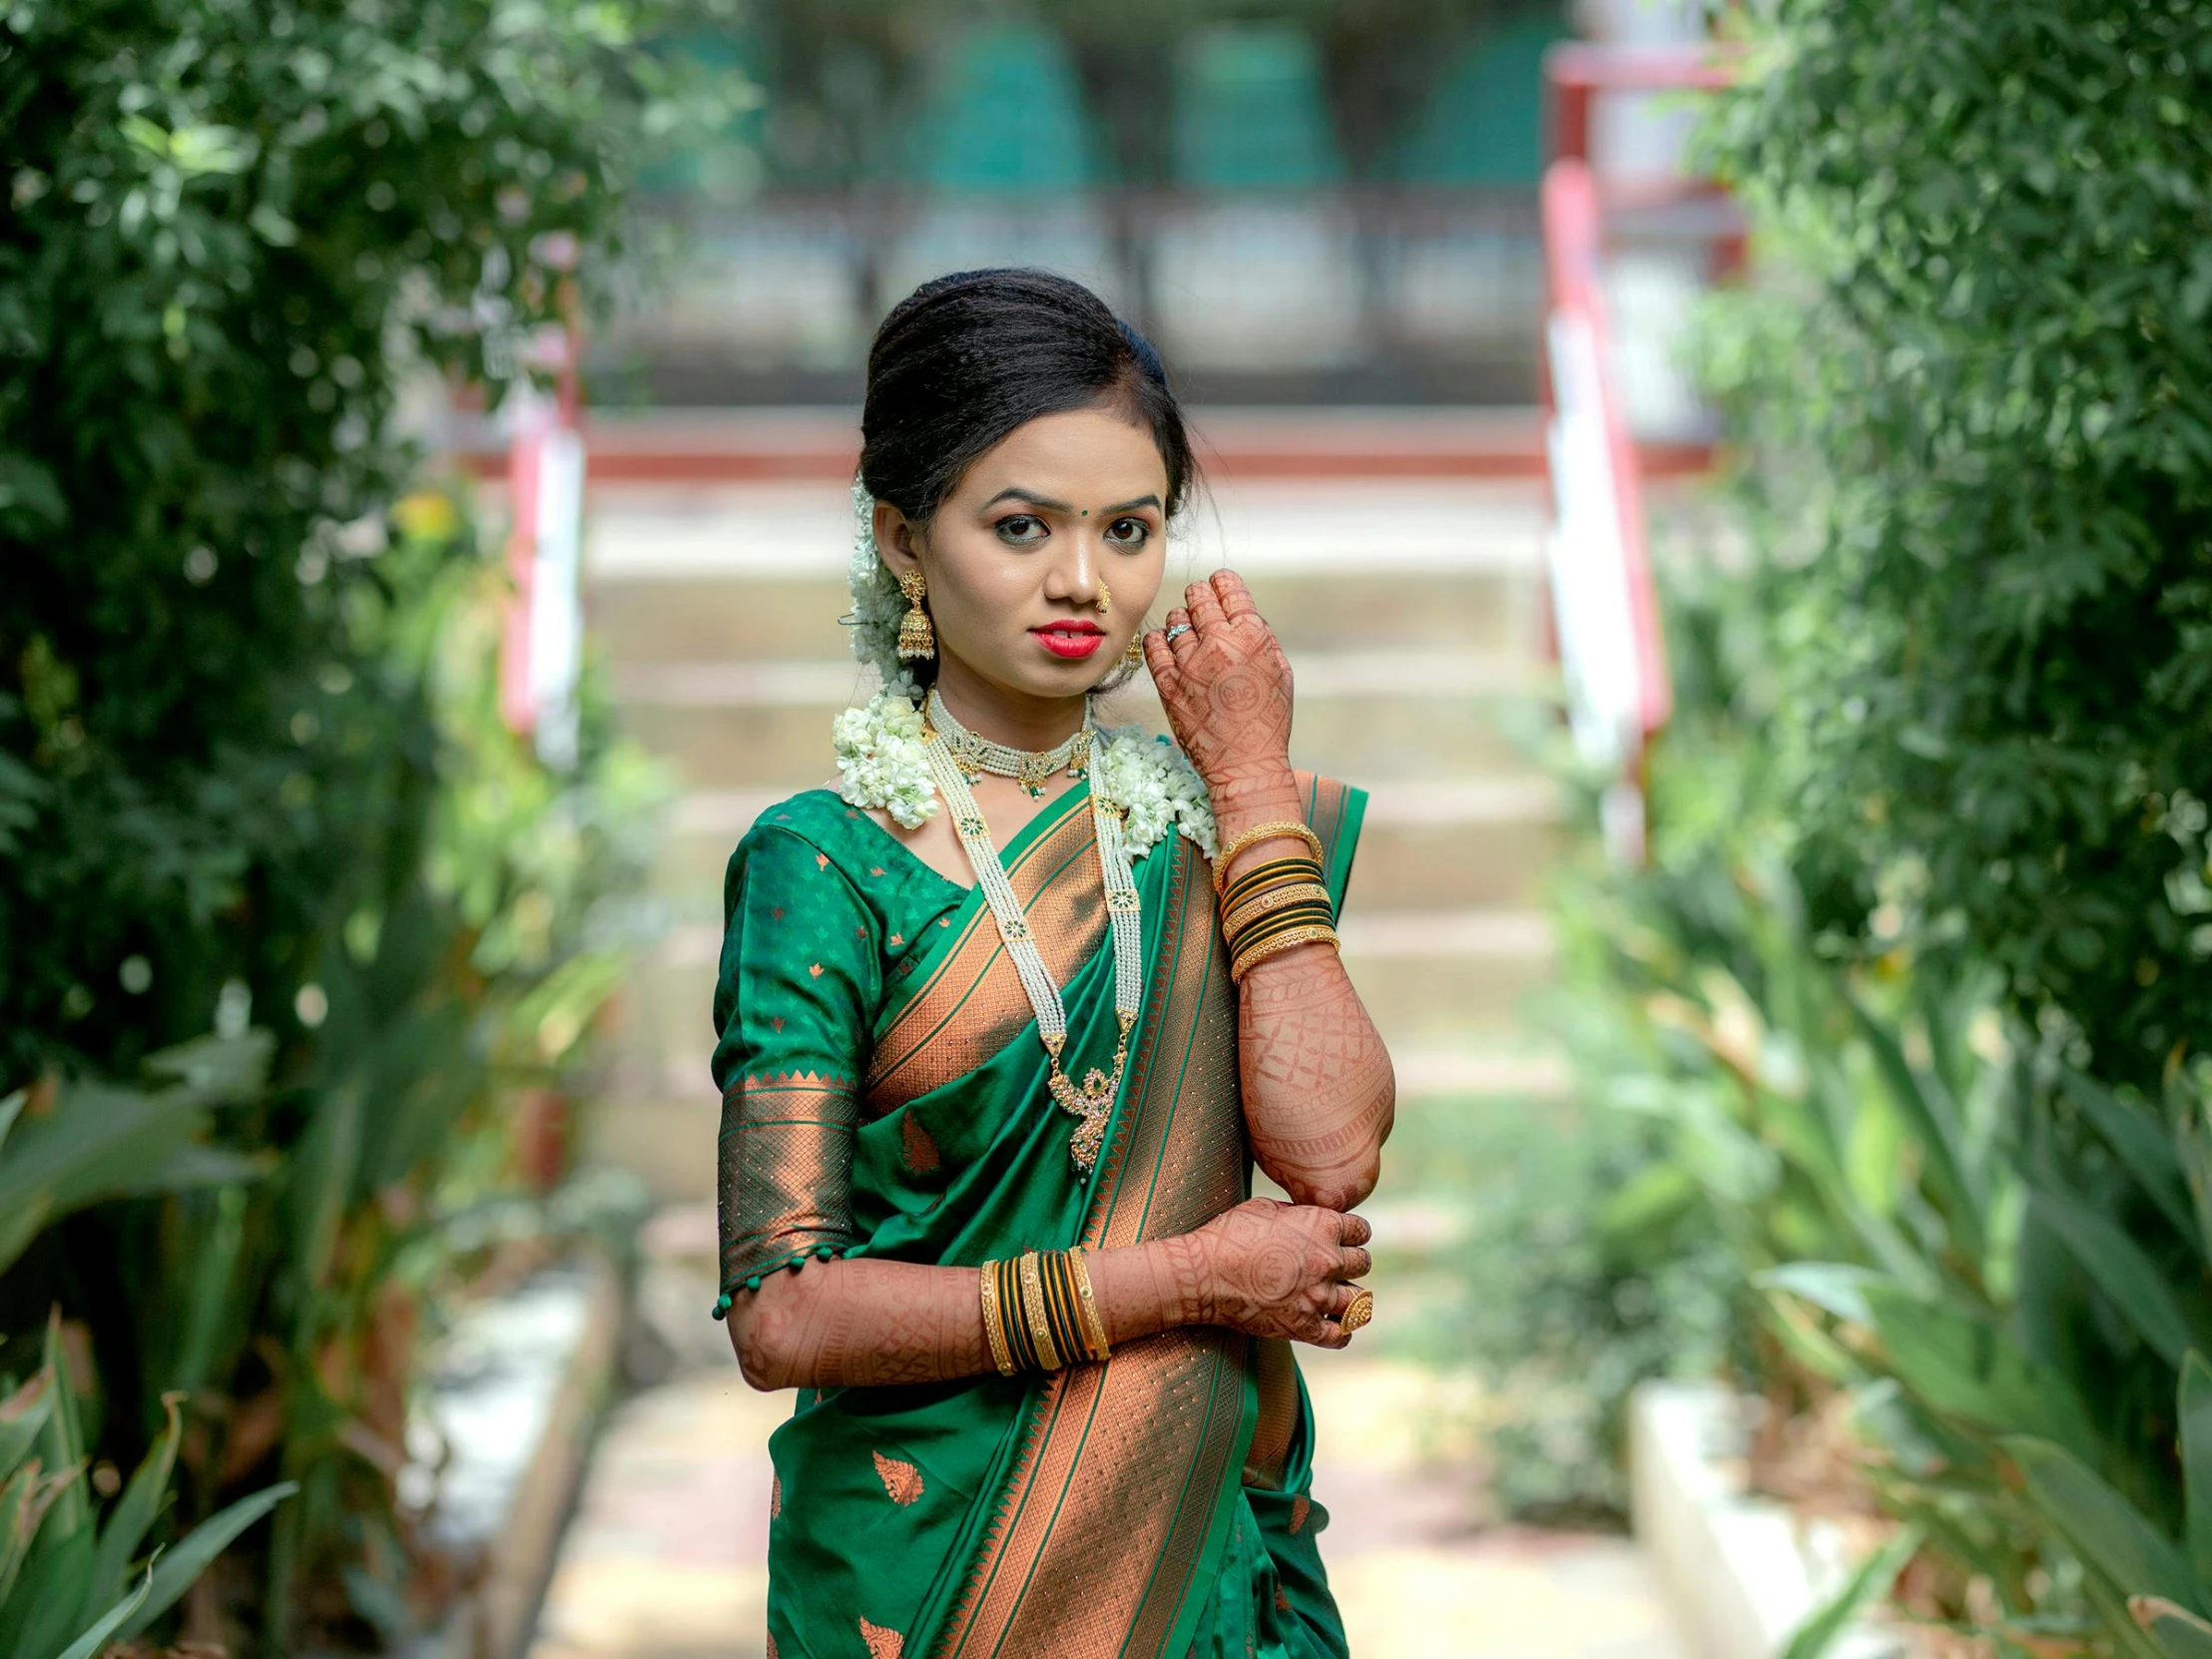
<box><xmin>585</xmin><ymin>567</ymin><xmax>1544</xmax><ymax>667</ymax></box>
<box><xmin>647</xmin><ymin>778</ymin><xmax>1564</xmax><ymax>926</ymax></box>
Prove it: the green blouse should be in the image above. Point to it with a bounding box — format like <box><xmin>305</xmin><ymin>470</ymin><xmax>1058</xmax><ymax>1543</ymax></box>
<box><xmin>710</xmin><ymin>789</ymin><xmax>967</xmax><ymax>1296</ymax></box>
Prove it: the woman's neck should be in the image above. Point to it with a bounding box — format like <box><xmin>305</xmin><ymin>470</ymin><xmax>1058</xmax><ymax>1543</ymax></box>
<box><xmin>930</xmin><ymin>657</ymin><xmax>1088</xmax><ymax>753</ymax></box>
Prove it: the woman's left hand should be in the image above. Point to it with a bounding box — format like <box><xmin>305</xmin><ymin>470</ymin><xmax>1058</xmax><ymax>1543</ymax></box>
<box><xmin>1143</xmin><ymin>571</ymin><xmax>1297</xmax><ymax>810</ymax></box>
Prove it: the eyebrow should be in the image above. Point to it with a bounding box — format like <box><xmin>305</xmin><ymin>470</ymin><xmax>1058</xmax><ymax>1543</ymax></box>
<box><xmin>980</xmin><ymin>487</ymin><xmax>1163</xmax><ymax>514</ymax></box>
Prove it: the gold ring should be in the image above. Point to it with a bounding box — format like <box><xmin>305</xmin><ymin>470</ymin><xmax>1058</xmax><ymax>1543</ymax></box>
<box><xmin>1340</xmin><ymin>1289</ymin><xmax>1374</xmax><ymax>1335</ymax></box>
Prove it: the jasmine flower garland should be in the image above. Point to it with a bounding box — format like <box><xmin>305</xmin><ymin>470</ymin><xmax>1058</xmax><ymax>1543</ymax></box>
<box><xmin>834</xmin><ymin>481</ymin><xmax>1218</xmax><ymax>857</ymax></box>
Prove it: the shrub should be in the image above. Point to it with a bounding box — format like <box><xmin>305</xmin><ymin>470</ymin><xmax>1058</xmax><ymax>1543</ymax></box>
<box><xmin>1701</xmin><ymin>0</ymin><xmax>2212</xmax><ymax>1090</ymax></box>
<box><xmin>0</xmin><ymin>0</ymin><xmax>720</xmax><ymax>1644</ymax></box>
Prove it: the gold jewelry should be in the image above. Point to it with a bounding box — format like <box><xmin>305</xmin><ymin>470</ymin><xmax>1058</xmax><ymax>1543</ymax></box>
<box><xmin>1068</xmin><ymin>1248</ymin><xmax>1111</xmax><ymax>1362</ymax></box>
<box><xmin>896</xmin><ymin>569</ymin><xmax>935</xmax><ymax>661</ymax></box>
<box><xmin>1212</xmin><ymin>821</ymin><xmax>1326</xmax><ymax>892</ymax></box>
<box><xmin>1222</xmin><ymin>881</ymin><xmax>1333</xmax><ymax>940</ymax></box>
<box><xmin>1231</xmin><ymin>923</ymin><xmax>1341</xmax><ymax>982</ymax></box>
<box><xmin>997</xmin><ymin>1260</ymin><xmax>1042</xmax><ymax>1370</ymax></box>
<box><xmin>1341</xmin><ymin>1288</ymin><xmax>1374</xmax><ymax>1335</ymax></box>
<box><xmin>1018</xmin><ymin>1252</ymin><xmax>1062</xmax><ymax>1371</ymax></box>
<box><xmin>1122</xmin><ymin>635</ymin><xmax>1145</xmax><ymax>669</ymax></box>
<box><xmin>979</xmin><ymin>1261</ymin><xmax>1017</xmax><ymax>1377</ymax></box>
<box><xmin>1096</xmin><ymin>577</ymin><xmax>1111</xmax><ymax>615</ymax></box>
<box><xmin>1218</xmin><ymin>854</ymin><xmax>1326</xmax><ymax>913</ymax></box>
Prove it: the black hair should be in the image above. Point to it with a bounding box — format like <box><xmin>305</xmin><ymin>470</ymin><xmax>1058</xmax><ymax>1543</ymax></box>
<box><xmin>858</xmin><ymin>268</ymin><xmax>1195</xmax><ymax>525</ymax></box>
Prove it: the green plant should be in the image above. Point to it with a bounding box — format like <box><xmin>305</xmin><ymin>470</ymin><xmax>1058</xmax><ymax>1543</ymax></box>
<box><xmin>0</xmin><ymin>1316</ymin><xmax>294</xmax><ymax>1659</ymax></box>
<box><xmin>1428</xmin><ymin>1091</ymin><xmax>1738</xmax><ymax>1523</ymax></box>
<box><xmin>1700</xmin><ymin>0</ymin><xmax>2212</xmax><ymax>1090</ymax></box>
<box><xmin>2</xmin><ymin>0</ymin><xmax>710</xmax><ymax>1644</ymax></box>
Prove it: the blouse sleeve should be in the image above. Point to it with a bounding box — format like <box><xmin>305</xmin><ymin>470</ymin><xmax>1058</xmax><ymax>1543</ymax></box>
<box><xmin>710</xmin><ymin>824</ymin><xmax>880</xmax><ymax>1312</ymax></box>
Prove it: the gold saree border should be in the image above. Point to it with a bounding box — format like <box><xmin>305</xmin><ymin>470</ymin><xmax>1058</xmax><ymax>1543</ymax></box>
<box><xmin>922</xmin><ymin>780</ymin><xmax>1363</xmax><ymax>1659</ymax></box>
<box><xmin>928</xmin><ymin>836</ymin><xmax>1252</xmax><ymax>1659</ymax></box>
<box><xmin>866</xmin><ymin>793</ymin><xmax>1109</xmax><ymax>1115</ymax></box>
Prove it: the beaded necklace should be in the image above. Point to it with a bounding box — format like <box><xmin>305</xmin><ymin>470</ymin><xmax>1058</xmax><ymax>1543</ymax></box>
<box><xmin>921</xmin><ymin>690</ymin><xmax>1142</xmax><ymax>1173</ymax></box>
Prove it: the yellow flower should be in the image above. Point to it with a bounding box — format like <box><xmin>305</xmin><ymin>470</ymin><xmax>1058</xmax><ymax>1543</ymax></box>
<box><xmin>393</xmin><ymin>490</ymin><xmax>459</xmax><ymax>543</ymax></box>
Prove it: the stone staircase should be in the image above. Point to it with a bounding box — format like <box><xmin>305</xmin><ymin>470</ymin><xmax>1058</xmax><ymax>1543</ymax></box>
<box><xmin>538</xmin><ymin>465</ymin><xmax>1687</xmax><ymax>1658</ymax></box>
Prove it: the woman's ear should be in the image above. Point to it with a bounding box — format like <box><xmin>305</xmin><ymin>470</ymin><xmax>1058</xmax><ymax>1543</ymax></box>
<box><xmin>873</xmin><ymin>500</ymin><xmax>923</xmax><ymax>574</ymax></box>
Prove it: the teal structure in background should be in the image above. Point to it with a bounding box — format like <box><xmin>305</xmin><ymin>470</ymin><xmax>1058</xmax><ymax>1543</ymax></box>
<box><xmin>910</xmin><ymin>22</ymin><xmax>1102</xmax><ymax>194</ymax></box>
<box><xmin>1172</xmin><ymin>25</ymin><xmax>1346</xmax><ymax>190</ymax></box>
<box><xmin>1394</xmin><ymin>16</ymin><xmax>1573</xmax><ymax>185</ymax></box>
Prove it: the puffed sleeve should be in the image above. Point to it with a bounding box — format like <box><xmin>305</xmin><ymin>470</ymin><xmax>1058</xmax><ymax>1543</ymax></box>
<box><xmin>710</xmin><ymin>824</ymin><xmax>880</xmax><ymax>1314</ymax></box>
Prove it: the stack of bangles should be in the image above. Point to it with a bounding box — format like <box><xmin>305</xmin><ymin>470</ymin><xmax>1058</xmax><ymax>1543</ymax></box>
<box><xmin>1213</xmin><ymin>820</ymin><xmax>1342</xmax><ymax>982</ymax></box>
<box><xmin>979</xmin><ymin>1248</ymin><xmax>1113</xmax><ymax>1376</ymax></box>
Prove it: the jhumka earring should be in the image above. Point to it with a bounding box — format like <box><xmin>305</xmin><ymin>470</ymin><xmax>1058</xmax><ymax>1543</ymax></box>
<box><xmin>1122</xmin><ymin>635</ymin><xmax>1145</xmax><ymax>669</ymax></box>
<box><xmin>1096</xmin><ymin>578</ymin><xmax>1112</xmax><ymax>616</ymax></box>
<box><xmin>896</xmin><ymin>570</ymin><xmax>935</xmax><ymax>661</ymax></box>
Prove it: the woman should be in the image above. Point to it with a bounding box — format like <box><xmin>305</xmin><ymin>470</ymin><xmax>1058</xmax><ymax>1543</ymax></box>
<box><xmin>712</xmin><ymin>268</ymin><xmax>1394</xmax><ymax>1659</ymax></box>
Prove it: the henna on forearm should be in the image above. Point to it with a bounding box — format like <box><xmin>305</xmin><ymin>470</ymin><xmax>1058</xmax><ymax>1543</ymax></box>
<box><xmin>1236</xmin><ymin>944</ymin><xmax>1394</xmax><ymax>1211</ymax></box>
<box><xmin>725</xmin><ymin>1240</ymin><xmax>1213</xmax><ymax>1390</ymax></box>
<box><xmin>1145</xmin><ymin>573</ymin><xmax>1395</xmax><ymax>1213</ymax></box>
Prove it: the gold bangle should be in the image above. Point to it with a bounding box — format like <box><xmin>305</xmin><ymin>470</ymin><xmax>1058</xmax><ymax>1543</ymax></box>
<box><xmin>1212</xmin><ymin>821</ymin><xmax>1325</xmax><ymax>892</ymax></box>
<box><xmin>1018</xmin><ymin>1252</ymin><xmax>1063</xmax><ymax>1371</ymax></box>
<box><xmin>1231</xmin><ymin>923</ymin><xmax>1341</xmax><ymax>983</ymax></box>
<box><xmin>1219</xmin><ymin>853</ymin><xmax>1325</xmax><ymax>911</ymax></box>
<box><xmin>1229</xmin><ymin>900</ymin><xmax>1339</xmax><ymax>957</ymax></box>
<box><xmin>1222</xmin><ymin>882</ymin><xmax>1334</xmax><ymax>941</ymax></box>
<box><xmin>1069</xmin><ymin>1248</ymin><xmax>1111</xmax><ymax>1362</ymax></box>
<box><xmin>997</xmin><ymin>1260</ymin><xmax>1038</xmax><ymax>1370</ymax></box>
<box><xmin>979</xmin><ymin>1261</ymin><xmax>1017</xmax><ymax>1377</ymax></box>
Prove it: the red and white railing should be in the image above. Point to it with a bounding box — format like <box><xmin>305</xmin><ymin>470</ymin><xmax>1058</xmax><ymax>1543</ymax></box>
<box><xmin>1538</xmin><ymin>41</ymin><xmax>1740</xmax><ymax>859</ymax></box>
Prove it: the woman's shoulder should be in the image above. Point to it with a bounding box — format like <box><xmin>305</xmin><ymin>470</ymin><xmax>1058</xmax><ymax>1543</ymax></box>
<box><xmin>730</xmin><ymin>789</ymin><xmax>883</xmax><ymax>873</ymax></box>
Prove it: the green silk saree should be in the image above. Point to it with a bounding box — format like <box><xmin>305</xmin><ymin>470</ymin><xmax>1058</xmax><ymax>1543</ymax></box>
<box><xmin>712</xmin><ymin>772</ymin><xmax>1366</xmax><ymax>1659</ymax></box>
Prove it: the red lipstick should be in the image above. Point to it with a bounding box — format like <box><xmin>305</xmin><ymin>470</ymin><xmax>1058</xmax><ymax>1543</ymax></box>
<box><xmin>1033</xmin><ymin>620</ymin><xmax>1106</xmax><ymax>660</ymax></box>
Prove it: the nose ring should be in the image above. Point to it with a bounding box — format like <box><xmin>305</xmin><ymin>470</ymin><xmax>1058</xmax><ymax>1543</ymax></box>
<box><xmin>1097</xmin><ymin>578</ymin><xmax>1112</xmax><ymax>616</ymax></box>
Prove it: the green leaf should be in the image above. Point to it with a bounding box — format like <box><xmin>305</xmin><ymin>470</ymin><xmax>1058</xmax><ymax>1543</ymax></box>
<box><xmin>0</xmin><ymin>1089</ymin><xmax>25</xmax><ymax>1158</ymax></box>
<box><xmin>2030</xmin><ymin>1185</ymin><xmax>2200</xmax><ymax>1369</ymax></box>
<box><xmin>112</xmin><ymin>1481</ymin><xmax>296</xmax><ymax>1643</ymax></box>
<box><xmin>35</xmin><ymin>1317</ymin><xmax>86</xmax><ymax>1543</ymax></box>
<box><xmin>1842</xmin><ymin>988</ymin><xmax>1979</xmax><ymax>1251</ymax></box>
<box><xmin>2134</xmin><ymin>1597</ymin><xmax>2212</xmax><ymax>1659</ymax></box>
<box><xmin>1780</xmin><ymin>1525</ymin><xmax>1922</xmax><ymax>1659</ymax></box>
<box><xmin>87</xmin><ymin>1392</ymin><xmax>182</xmax><ymax>1613</ymax></box>
<box><xmin>2064</xmin><ymin>1072</ymin><xmax>2194</xmax><ymax>1239</ymax></box>
<box><xmin>0</xmin><ymin>1372</ymin><xmax>53</xmax><ymax>1481</ymax></box>
<box><xmin>2009</xmin><ymin>1436</ymin><xmax>2203</xmax><ymax>1613</ymax></box>
<box><xmin>52</xmin><ymin>1562</ymin><xmax>153</xmax><ymax>1659</ymax></box>
<box><xmin>1866</xmin><ymin>1285</ymin><xmax>2100</xmax><ymax>1460</ymax></box>
<box><xmin>2182</xmin><ymin>1354</ymin><xmax>2212</xmax><ymax>1584</ymax></box>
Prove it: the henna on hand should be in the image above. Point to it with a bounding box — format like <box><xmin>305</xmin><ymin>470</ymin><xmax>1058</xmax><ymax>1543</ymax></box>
<box><xmin>1142</xmin><ymin>573</ymin><xmax>1395</xmax><ymax>1209</ymax></box>
<box><xmin>1183</xmin><ymin>1198</ymin><xmax>1373</xmax><ymax>1350</ymax></box>
<box><xmin>1144</xmin><ymin>571</ymin><xmax>1300</xmax><ymax>819</ymax></box>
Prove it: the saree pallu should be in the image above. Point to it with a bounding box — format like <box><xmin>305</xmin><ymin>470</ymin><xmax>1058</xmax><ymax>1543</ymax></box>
<box><xmin>711</xmin><ymin>774</ymin><xmax>1365</xmax><ymax>1659</ymax></box>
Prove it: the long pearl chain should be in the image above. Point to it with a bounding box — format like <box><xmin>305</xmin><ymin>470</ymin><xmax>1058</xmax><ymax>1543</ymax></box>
<box><xmin>922</xmin><ymin>692</ymin><xmax>1142</xmax><ymax>1173</ymax></box>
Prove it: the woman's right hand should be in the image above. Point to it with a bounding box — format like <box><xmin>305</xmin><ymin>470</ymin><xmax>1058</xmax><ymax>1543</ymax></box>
<box><xmin>1189</xmin><ymin>1198</ymin><xmax>1372</xmax><ymax>1349</ymax></box>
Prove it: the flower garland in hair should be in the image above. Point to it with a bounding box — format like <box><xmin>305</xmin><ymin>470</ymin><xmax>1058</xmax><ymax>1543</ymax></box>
<box><xmin>834</xmin><ymin>480</ymin><xmax>1217</xmax><ymax>856</ymax></box>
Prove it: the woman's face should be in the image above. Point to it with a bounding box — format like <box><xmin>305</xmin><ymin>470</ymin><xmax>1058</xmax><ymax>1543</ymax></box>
<box><xmin>874</xmin><ymin>404</ymin><xmax>1172</xmax><ymax>707</ymax></box>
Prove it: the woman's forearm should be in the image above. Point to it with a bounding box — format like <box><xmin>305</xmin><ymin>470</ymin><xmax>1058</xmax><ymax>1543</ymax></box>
<box><xmin>725</xmin><ymin>1239</ymin><xmax>1207</xmax><ymax>1391</ymax></box>
<box><xmin>1213</xmin><ymin>781</ymin><xmax>1396</xmax><ymax>1212</ymax></box>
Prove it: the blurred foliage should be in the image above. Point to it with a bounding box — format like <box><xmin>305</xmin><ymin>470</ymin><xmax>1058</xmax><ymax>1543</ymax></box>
<box><xmin>1436</xmin><ymin>1089</ymin><xmax>1737</xmax><ymax>1523</ymax></box>
<box><xmin>746</xmin><ymin>0</ymin><xmax>1554</xmax><ymax>189</ymax></box>
<box><xmin>0</xmin><ymin>0</ymin><xmax>698</xmax><ymax>1647</ymax></box>
<box><xmin>1539</xmin><ymin>0</ymin><xmax>2212</xmax><ymax>1647</ymax></box>
<box><xmin>1699</xmin><ymin>0</ymin><xmax>2212</xmax><ymax>1091</ymax></box>
<box><xmin>0</xmin><ymin>1314</ymin><xmax>293</xmax><ymax>1659</ymax></box>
